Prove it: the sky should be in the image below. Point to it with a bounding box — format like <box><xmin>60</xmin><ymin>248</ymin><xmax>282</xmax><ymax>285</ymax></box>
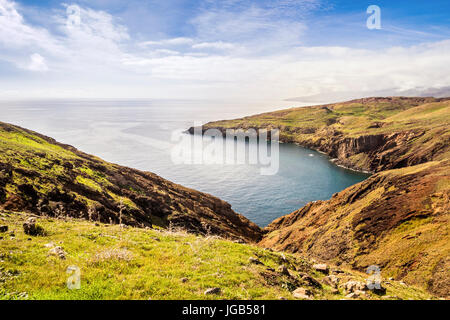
<box><xmin>1</xmin><ymin>0</ymin><xmax>450</xmax><ymax>102</ymax></box>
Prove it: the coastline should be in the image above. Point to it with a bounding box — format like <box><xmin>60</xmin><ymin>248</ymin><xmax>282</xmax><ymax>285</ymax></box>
<box><xmin>187</xmin><ymin>127</ymin><xmax>374</xmax><ymax>175</ymax></box>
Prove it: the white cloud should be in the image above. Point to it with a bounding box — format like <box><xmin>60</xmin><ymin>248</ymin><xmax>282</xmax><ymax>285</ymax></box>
<box><xmin>0</xmin><ymin>0</ymin><xmax>59</xmax><ymax>50</ymax></box>
<box><xmin>26</xmin><ymin>53</ymin><xmax>48</xmax><ymax>71</ymax></box>
<box><xmin>192</xmin><ymin>41</ymin><xmax>236</xmax><ymax>50</ymax></box>
<box><xmin>139</xmin><ymin>37</ymin><xmax>194</xmax><ymax>47</ymax></box>
<box><xmin>0</xmin><ymin>0</ymin><xmax>449</xmax><ymax>102</ymax></box>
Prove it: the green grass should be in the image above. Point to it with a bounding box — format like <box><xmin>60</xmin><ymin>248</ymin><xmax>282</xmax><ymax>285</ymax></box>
<box><xmin>0</xmin><ymin>211</ymin><xmax>435</xmax><ymax>300</ymax></box>
<box><xmin>206</xmin><ymin>98</ymin><xmax>450</xmax><ymax>138</ymax></box>
<box><xmin>203</xmin><ymin>98</ymin><xmax>450</xmax><ymax>172</ymax></box>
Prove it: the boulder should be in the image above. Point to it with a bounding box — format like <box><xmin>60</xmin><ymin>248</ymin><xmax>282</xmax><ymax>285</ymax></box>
<box><xmin>23</xmin><ymin>217</ymin><xmax>44</xmax><ymax>236</ymax></box>
<box><xmin>331</xmin><ymin>268</ymin><xmax>345</xmax><ymax>275</ymax></box>
<box><xmin>322</xmin><ymin>275</ymin><xmax>340</xmax><ymax>288</ymax></box>
<box><xmin>204</xmin><ymin>287</ymin><xmax>221</xmax><ymax>295</ymax></box>
<box><xmin>345</xmin><ymin>292</ymin><xmax>359</xmax><ymax>299</ymax></box>
<box><xmin>292</xmin><ymin>287</ymin><xmax>312</xmax><ymax>300</ymax></box>
<box><xmin>48</xmin><ymin>246</ymin><xmax>66</xmax><ymax>259</ymax></box>
<box><xmin>298</xmin><ymin>272</ymin><xmax>322</xmax><ymax>288</ymax></box>
<box><xmin>366</xmin><ymin>282</ymin><xmax>387</xmax><ymax>295</ymax></box>
<box><xmin>342</xmin><ymin>280</ymin><xmax>367</xmax><ymax>294</ymax></box>
<box><xmin>312</xmin><ymin>263</ymin><xmax>329</xmax><ymax>274</ymax></box>
<box><xmin>277</xmin><ymin>265</ymin><xmax>290</xmax><ymax>276</ymax></box>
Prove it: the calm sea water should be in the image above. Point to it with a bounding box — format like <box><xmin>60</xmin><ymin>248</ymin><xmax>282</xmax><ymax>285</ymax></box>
<box><xmin>0</xmin><ymin>99</ymin><xmax>369</xmax><ymax>226</ymax></box>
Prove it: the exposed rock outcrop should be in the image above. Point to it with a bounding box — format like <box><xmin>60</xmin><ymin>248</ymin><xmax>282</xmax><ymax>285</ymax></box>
<box><xmin>0</xmin><ymin>122</ymin><xmax>262</xmax><ymax>242</ymax></box>
<box><xmin>260</xmin><ymin>160</ymin><xmax>450</xmax><ymax>297</ymax></box>
<box><xmin>198</xmin><ymin>97</ymin><xmax>450</xmax><ymax>297</ymax></box>
<box><xmin>198</xmin><ymin>97</ymin><xmax>450</xmax><ymax>173</ymax></box>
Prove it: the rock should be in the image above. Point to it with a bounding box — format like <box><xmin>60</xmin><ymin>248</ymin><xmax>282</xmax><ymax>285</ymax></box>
<box><xmin>331</xmin><ymin>268</ymin><xmax>345</xmax><ymax>275</ymax></box>
<box><xmin>342</xmin><ymin>280</ymin><xmax>367</xmax><ymax>294</ymax></box>
<box><xmin>23</xmin><ymin>217</ymin><xmax>44</xmax><ymax>236</ymax></box>
<box><xmin>298</xmin><ymin>272</ymin><xmax>322</xmax><ymax>288</ymax></box>
<box><xmin>367</xmin><ymin>283</ymin><xmax>387</xmax><ymax>295</ymax></box>
<box><xmin>323</xmin><ymin>275</ymin><xmax>340</xmax><ymax>288</ymax></box>
<box><xmin>292</xmin><ymin>287</ymin><xmax>312</xmax><ymax>300</ymax></box>
<box><xmin>0</xmin><ymin>225</ymin><xmax>8</xmax><ymax>233</ymax></box>
<box><xmin>48</xmin><ymin>246</ymin><xmax>66</xmax><ymax>259</ymax></box>
<box><xmin>249</xmin><ymin>257</ymin><xmax>264</xmax><ymax>265</ymax></box>
<box><xmin>355</xmin><ymin>290</ymin><xmax>367</xmax><ymax>297</ymax></box>
<box><xmin>312</xmin><ymin>263</ymin><xmax>329</xmax><ymax>274</ymax></box>
<box><xmin>44</xmin><ymin>242</ymin><xmax>55</xmax><ymax>248</ymax></box>
<box><xmin>345</xmin><ymin>292</ymin><xmax>359</xmax><ymax>299</ymax></box>
<box><xmin>204</xmin><ymin>287</ymin><xmax>221</xmax><ymax>295</ymax></box>
<box><xmin>277</xmin><ymin>265</ymin><xmax>290</xmax><ymax>276</ymax></box>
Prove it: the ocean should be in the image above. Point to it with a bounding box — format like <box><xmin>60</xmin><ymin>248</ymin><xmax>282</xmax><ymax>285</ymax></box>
<box><xmin>0</xmin><ymin>99</ymin><xmax>369</xmax><ymax>226</ymax></box>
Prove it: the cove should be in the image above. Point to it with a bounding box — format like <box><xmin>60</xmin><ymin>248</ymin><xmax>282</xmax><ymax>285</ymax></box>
<box><xmin>0</xmin><ymin>99</ymin><xmax>370</xmax><ymax>227</ymax></box>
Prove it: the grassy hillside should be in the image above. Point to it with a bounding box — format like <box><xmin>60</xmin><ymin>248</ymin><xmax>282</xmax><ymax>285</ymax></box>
<box><xmin>201</xmin><ymin>97</ymin><xmax>450</xmax><ymax>172</ymax></box>
<box><xmin>200</xmin><ymin>97</ymin><xmax>450</xmax><ymax>297</ymax></box>
<box><xmin>260</xmin><ymin>160</ymin><xmax>449</xmax><ymax>297</ymax></box>
<box><xmin>0</xmin><ymin>121</ymin><xmax>261</xmax><ymax>242</ymax></box>
<box><xmin>0</xmin><ymin>211</ymin><xmax>435</xmax><ymax>300</ymax></box>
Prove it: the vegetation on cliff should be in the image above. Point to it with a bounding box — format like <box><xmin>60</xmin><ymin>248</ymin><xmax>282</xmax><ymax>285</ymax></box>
<box><xmin>0</xmin><ymin>122</ymin><xmax>261</xmax><ymax>242</ymax></box>
<box><xmin>202</xmin><ymin>97</ymin><xmax>450</xmax><ymax>297</ymax></box>
<box><xmin>260</xmin><ymin>160</ymin><xmax>449</xmax><ymax>297</ymax></box>
<box><xmin>202</xmin><ymin>97</ymin><xmax>450</xmax><ymax>173</ymax></box>
<box><xmin>0</xmin><ymin>96</ymin><xmax>448</xmax><ymax>299</ymax></box>
<box><xmin>0</xmin><ymin>211</ymin><xmax>435</xmax><ymax>300</ymax></box>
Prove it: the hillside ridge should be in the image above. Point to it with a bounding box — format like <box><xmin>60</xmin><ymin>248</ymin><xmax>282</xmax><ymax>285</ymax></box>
<box><xmin>0</xmin><ymin>210</ymin><xmax>437</xmax><ymax>300</ymax></box>
<box><xmin>197</xmin><ymin>97</ymin><xmax>450</xmax><ymax>297</ymax></box>
<box><xmin>197</xmin><ymin>96</ymin><xmax>450</xmax><ymax>173</ymax></box>
<box><xmin>0</xmin><ymin>121</ymin><xmax>262</xmax><ymax>242</ymax></box>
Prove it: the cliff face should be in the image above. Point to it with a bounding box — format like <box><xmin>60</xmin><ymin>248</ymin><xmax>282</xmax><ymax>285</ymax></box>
<box><xmin>0</xmin><ymin>122</ymin><xmax>262</xmax><ymax>242</ymax></box>
<box><xmin>200</xmin><ymin>97</ymin><xmax>450</xmax><ymax>296</ymax></box>
<box><xmin>201</xmin><ymin>97</ymin><xmax>450</xmax><ymax>173</ymax></box>
<box><xmin>259</xmin><ymin>161</ymin><xmax>449</xmax><ymax>296</ymax></box>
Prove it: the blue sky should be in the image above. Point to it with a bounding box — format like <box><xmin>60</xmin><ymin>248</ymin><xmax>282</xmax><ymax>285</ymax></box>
<box><xmin>1</xmin><ymin>0</ymin><xmax>449</xmax><ymax>101</ymax></box>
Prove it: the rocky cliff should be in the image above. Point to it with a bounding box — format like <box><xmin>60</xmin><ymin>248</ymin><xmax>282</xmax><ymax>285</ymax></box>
<box><xmin>199</xmin><ymin>97</ymin><xmax>450</xmax><ymax>173</ymax></box>
<box><xmin>0</xmin><ymin>122</ymin><xmax>262</xmax><ymax>242</ymax></box>
<box><xmin>260</xmin><ymin>160</ymin><xmax>449</xmax><ymax>297</ymax></box>
<box><xmin>199</xmin><ymin>97</ymin><xmax>450</xmax><ymax>297</ymax></box>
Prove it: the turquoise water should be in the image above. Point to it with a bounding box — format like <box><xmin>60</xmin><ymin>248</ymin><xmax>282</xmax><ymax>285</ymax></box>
<box><xmin>0</xmin><ymin>99</ymin><xmax>369</xmax><ymax>226</ymax></box>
